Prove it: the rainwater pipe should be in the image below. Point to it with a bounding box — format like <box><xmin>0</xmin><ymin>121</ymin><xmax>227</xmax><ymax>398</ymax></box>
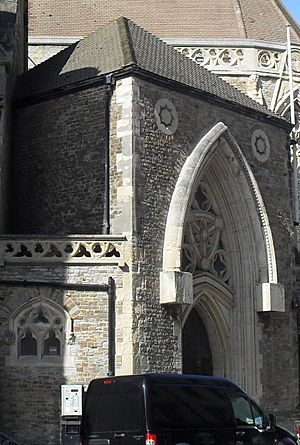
<box><xmin>0</xmin><ymin>277</ymin><xmax>116</xmax><ymax>376</ymax></box>
<box><xmin>103</xmin><ymin>74</ymin><xmax>115</xmax><ymax>235</ymax></box>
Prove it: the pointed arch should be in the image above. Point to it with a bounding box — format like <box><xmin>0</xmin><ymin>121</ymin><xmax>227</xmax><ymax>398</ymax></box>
<box><xmin>6</xmin><ymin>297</ymin><xmax>74</xmax><ymax>367</ymax></box>
<box><xmin>161</xmin><ymin>122</ymin><xmax>284</xmax><ymax>399</ymax></box>
<box><xmin>162</xmin><ymin>122</ymin><xmax>278</xmax><ymax>286</ymax></box>
<box><xmin>182</xmin><ymin>275</ymin><xmax>233</xmax><ymax>377</ymax></box>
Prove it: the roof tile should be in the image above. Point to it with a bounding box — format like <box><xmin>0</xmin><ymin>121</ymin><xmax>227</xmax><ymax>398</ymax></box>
<box><xmin>16</xmin><ymin>17</ymin><xmax>287</xmax><ymax>122</ymax></box>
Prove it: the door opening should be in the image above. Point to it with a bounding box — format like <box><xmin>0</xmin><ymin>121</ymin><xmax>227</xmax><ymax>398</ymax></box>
<box><xmin>182</xmin><ymin>308</ymin><xmax>213</xmax><ymax>375</ymax></box>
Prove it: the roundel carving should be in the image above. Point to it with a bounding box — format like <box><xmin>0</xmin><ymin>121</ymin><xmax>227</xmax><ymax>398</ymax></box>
<box><xmin>154</xmin><ymin>98</ymin><xmax>178</xmax><ymax>135</ymax></box>
<box><xmin>251</xmin><ymin>129</ymin><xmax>270</xmax><ymax>162</ymax></box>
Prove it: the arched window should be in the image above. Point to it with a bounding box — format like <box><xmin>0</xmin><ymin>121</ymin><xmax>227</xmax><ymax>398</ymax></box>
<box><xmin>43</xmin><ymin>329</ymin><xmax>60</xmax><ymax>356</ymax></box>
<box><xmin>7</xmin><ymin>298</ymin><xmax>73</xmax><ymax>366</ymax></box>
<box><xmin>20</xmin><ymin>330</ymin><xmax>37</xmax><ymax>356</ymax></box>
<box><xmin>16</xmin><ymin>304</ymin><xmax>64</xmax><ymax>360</ymax></box>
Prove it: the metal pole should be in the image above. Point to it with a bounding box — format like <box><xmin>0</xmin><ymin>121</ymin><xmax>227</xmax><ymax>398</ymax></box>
<box><xmin>287</xmin><ymin>24</ymin><xmax>299</xmax><ymax>225</ymax></box>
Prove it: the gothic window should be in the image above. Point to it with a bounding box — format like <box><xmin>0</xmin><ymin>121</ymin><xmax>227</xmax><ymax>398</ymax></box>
<box><xmin>11</xmin><ymin>301</ymin><xmax>67</xmax><ymax>364</ymax></box>
<box><xmin>20</xmin><ymin>330</ymin><xmax>37</xmax><ymax>356</ymax></box>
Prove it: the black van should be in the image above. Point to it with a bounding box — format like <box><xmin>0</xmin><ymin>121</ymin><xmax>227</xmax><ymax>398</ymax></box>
<box><xmin>80</xmin><ymin>374</ymin><xmax>297</xmax><ymax>445</ymax></box>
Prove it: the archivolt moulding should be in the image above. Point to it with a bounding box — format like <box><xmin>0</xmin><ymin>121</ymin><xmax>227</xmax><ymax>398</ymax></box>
<box><xmin>161</xmin><ymin>122</ymin><xmax>284</xmax><ymax>312</ymax></box>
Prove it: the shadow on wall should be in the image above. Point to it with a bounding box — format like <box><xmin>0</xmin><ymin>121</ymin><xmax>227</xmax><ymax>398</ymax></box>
<box><xmin>0</xmin><ymin>285</ymin><xmax>68</xmax><ymax>445</ymax></box>
<box><xmin>14</xmin><ymin>43</ymin><xmax>100</xmax><ymax>101</ymax></box>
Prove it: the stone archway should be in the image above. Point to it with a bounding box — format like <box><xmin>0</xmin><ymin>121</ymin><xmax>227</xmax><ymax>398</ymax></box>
<box><xmin>161</xmin><ymin>122</ymin><xmax>284</xmax><ymax>400</ymax></box>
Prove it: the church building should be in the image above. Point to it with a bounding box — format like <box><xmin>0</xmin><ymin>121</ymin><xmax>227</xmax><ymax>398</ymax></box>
<box><xmin>0</xmin><ymin>1</ymin><xmax>300</xmax><ymax>444</ymax></box>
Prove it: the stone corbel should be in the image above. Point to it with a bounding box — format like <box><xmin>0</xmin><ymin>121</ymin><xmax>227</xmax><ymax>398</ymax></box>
<box><xmin>256</xmin><ymin>282</ymin><xmax>285</xmax><ymax>312</ymax></box>
<box><xmin>160</xmin><ymin>270</ymin><xmax>193</xmax><ymax>305</ymax></box>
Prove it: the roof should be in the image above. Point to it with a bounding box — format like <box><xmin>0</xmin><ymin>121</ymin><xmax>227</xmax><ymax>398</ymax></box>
<box><xmin>15</xmin><ymin>17</ymin><xmax>288</xmax><ymax>123</ymax></box>
<box><xmin>88</xmin><ymin>373</ymin><xmax>241</xmax><ymax>389</ymax></box>
<box><xmin>28</xmin><ymin>0</ymin><xmax>300</xmax><ymax>43</ymax></box>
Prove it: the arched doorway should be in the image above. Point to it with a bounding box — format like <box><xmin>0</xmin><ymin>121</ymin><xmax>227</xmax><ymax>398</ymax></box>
<box><xmin>182</xmin><ymin>307</ymin><xmax>213</xmax><ymax>375</ymax></box>
<box><xmin>161</xmin><ymin>122</ymin><xmax>283</xmax><ymax>399</ymax></box>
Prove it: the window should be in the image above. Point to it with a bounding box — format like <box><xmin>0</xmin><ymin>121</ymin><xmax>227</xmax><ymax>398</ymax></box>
<box><xmin>6</xmin><ymin>297</ymin><xmax>75</xmax><ymax>367</ymax></box>
<box><xmin>83</xmin><ymin>380</ymin><xmax>143</xmax><ymax>433</ymax></box>
<box><xmin>148</xmin><ymin>384</ymin><xmax>234</xmax><ymax>430</ymax></box>
<box><xmin>231</xmin><ymin>395</ymin><xmax>266</xmax><ymax>429</ymax></box>
<box><xmin>17</xmin><ymin>305</ymin><xmax>63</xmax><ymax>359</ymax></box>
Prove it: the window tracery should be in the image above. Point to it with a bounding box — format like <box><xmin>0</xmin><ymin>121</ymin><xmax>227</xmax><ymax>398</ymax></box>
<box><xmin>6</xmin><ymin>298</ymin><xmax>74</xmax><ymax>366</ymax></box>
<box><xmin>182</xmin><ymin>182</ymin><xmax>230</xmax><ymax>283</ymax></box>
<box><xmin>17</xmin><ymin>304</ymin><xmax>63</xmax><ymax>360</ymax></box>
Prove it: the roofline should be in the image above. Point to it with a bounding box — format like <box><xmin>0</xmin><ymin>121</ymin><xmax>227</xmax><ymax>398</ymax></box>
<box><xmin>14</xmin><ymin>65</ymin><xmax>292</xmax><ymax>131</ymax></box>
<box><xmin>28</xmin><ymin>36</ymin><xmax>300</xmax><ymax>50</ymax></box>
<box><xmin>164</xmin><ymin>38</ymin><xmax>300</xmax><ymax>50</ymax></box>
<box><xmin>90</xmin><ymin>373</ymin><xmax>237</xmax><ymax>384</ymax></box>
<box><xmin>275</xmin><ymin>0</ymin><xmax>300</xmax><ymax>36</ymax></box>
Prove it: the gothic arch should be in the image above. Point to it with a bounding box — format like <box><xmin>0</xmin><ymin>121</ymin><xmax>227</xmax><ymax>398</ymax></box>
<box><xmin>162</xmin><ymin>122</ymin><xmax>277</xmax><ymax>285</ymax></box>
<box><xmin>161</xmin><ymin>122</ymin><xmax>283</xmax><ymax>399</ymax></box>
<box><xmin>6</xmin><ymin>297</ymin><xmax>74</xmax><ymax>367</ymax></box>
<box><xmin>182</xmin><ymin>276</ymin><xmax>233</xmax><ymax>377</ymax></box>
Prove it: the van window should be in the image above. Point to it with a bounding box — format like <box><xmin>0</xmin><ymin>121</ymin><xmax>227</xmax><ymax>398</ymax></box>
<box><xmin>82</xmin><ymin>380</ymin><xmax>143</xmax><ymax>433</ymax></box>
<box><xmin>148</xmin><ymin>384</ymin><xmax>234</xmax><ymax>430</ymax></box>
<box><xmin>230</xmin><ymin>395</ymin><xmax>266</xmax><ymax>428</ymax></box>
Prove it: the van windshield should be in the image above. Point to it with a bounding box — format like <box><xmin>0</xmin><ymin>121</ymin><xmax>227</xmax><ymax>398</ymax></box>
<box><xmin>82</xmin><ymin>379</ymin><xmax>143</xmax><ymax>433</ymax></box>
<box><xmin>147</xmin><ymin>383</ymin><xmax>234</xmax><ymax>430</ymax></box>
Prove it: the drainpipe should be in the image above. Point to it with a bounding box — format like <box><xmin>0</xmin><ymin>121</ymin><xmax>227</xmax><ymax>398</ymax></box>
<box><xmin>103</xmin><ymin>75</ymin><xmax>115</xmax><ymax>235</ymax></box>
<box><xmin>107</xmin><ymin>276</ymin><xmax>116</xmax><ymax>376</ymax></box>
<box><xmin>0</xmin><ymin>277</ymin><xmax>116</xmax><ymax>376</ymax></box>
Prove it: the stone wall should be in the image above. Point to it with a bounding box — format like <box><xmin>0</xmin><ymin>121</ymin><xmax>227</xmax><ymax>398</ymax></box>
<box><xmin>127</xmin><ymin>75</ymin><xmax>297</xmax><ymax>422</ymax></box>
<box><xmin>0</xmin><ymin>0</ymin><xmax>27</xmax><ymax>233</ymax></box>
<box><xmin>0</xmin><ymin>250</ymin><xmax>128</xmax><ymax>445</ymax></box>
<box><xmin>0</xmin><ymin>71</ymin><xmax>298</xmax><ymax>445</ymax></box>
<box><xmin>11</xmin><ymin>85</ymin><xmax>108</xmax><ymax>234</ymax></box>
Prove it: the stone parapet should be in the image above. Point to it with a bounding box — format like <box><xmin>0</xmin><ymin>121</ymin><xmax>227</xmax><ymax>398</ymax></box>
<box><xmin>0</xmin><ymin>235</ymin><xmax>126</xmax><ymax>266</ymax></box>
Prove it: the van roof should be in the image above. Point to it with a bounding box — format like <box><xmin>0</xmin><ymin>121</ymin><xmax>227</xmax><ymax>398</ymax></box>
<box><xmin>89</xmin><ymin>373</ymin><xmax>243</xmax><ymax>391</ymax></box>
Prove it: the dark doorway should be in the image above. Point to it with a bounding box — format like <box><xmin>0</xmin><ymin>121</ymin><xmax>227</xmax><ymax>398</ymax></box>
<box><xmin>182</xmin><ymin>308</ymin><xmax>213</xmax><ymax>375</ymax></box>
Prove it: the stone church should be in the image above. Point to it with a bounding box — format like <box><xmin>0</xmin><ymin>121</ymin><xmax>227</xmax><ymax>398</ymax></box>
<box><xmin>1</xmin><ymin>1</ymin><xmax>300</xmax><ymax>444</ymax></box>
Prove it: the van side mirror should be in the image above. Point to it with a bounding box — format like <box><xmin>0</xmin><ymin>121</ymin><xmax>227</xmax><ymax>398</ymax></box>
<box><xmin>268</xmin><ymin>414</ymin><xmax>276</xmax><ymax>431</ymax></box>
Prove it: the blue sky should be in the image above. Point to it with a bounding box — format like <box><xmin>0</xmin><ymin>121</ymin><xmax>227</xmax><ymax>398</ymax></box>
<box><xmin>283</xmin><ymin>0</ymin><xmax>300</xmax><ymax>24</ymax></box>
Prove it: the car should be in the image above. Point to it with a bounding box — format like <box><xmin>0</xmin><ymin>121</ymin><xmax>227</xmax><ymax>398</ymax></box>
<box><xmin>80</xmin><ymin>373</ymin><xmax>298</xmax><ymax>445</ymax></box>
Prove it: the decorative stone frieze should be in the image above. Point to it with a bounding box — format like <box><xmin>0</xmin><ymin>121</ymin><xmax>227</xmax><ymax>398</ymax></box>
<box><xmin>176</xmin><ymin>46</ymin><xmax>245</xmax><ymax>68</ymax></box>
<box><xmin>174</xmin><ymin>44</ymin><xmax>300</xmax><ymax>79</ymax></box>
<box><xmin>0</xmin><ymin>235</ymin><xmax>126</xmax><ymax>266</ymax></box>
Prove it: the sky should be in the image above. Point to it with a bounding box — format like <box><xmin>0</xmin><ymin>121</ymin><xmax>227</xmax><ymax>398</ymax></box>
<box><xmin>282</xmin><ymin>0</ymin><xmax>300</xmax><ymax>24</ymax></box>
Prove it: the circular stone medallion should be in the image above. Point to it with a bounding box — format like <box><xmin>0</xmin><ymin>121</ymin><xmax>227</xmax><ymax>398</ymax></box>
<box><xmin>154</xmin><ymin>98</ymin><xmax>179</xmax><ymax>135</ymax></box>
<box><xmin>251</xmin><ymin>129</ymin><xmax>270</xmax><ymax>162</ymax></box>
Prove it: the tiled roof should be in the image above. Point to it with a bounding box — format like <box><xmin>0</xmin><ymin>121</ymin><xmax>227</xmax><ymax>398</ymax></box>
<box><xmin>239</xmin><ymin>0</ymin><xmax>300</xmax><ymax>42</ymax></box>
<box><xmin>16</xmin><ymin>17</ymin><xmax>287</xmax><ymax>122</ymax></box>
<box><xmin>28</xmin><ymin>0</ymin><xmax>300</xmax><ymax>43</ymax></box>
